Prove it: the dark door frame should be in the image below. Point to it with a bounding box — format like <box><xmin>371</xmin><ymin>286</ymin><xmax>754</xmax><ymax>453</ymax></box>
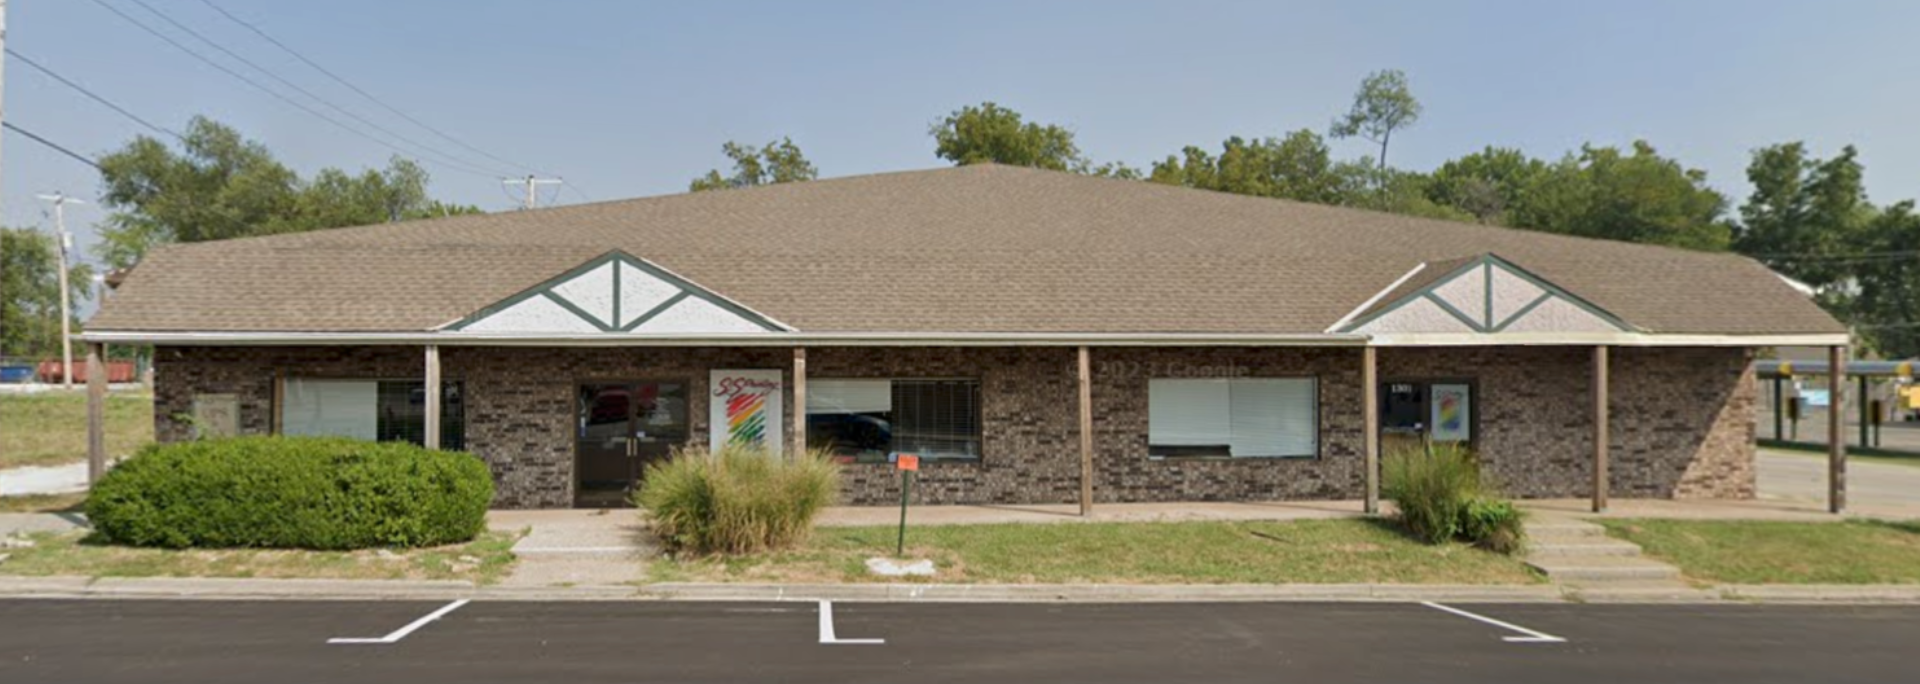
<box><xmin>573</xmin><ymin>378</ymin><xmax>689</xmax><ymax>508</ymax></box>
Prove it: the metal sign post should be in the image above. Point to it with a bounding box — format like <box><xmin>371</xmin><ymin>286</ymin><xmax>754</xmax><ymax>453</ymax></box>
<box><xmin>894</xmin><ymin>454</ymin><xmax>919</xmax><ymax>557</ymax></box>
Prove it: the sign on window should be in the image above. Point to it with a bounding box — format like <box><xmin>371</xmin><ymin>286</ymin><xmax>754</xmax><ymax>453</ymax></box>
<box><xmin>1429</xmin><ymin>383</ymin><xmax>1472</xmax><ymax>442</ymax></box>
<box><xmin>709</xmin><ymin>369</ymin><xmax>784</xmax><ymax>456</ymax></box>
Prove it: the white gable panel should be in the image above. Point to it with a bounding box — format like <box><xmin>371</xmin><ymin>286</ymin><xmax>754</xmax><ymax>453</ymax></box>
<box><xmin>1490</xmin><ymin>266</ymin><xmax>1547</xmax><ymax>325</ymax></box>
<box><xmin>1430</xmin><ymin>266</ymin><xmax>1488</xmax><ymax>325</ymax></box>
<box><xmin>549</xmin><ymin>263</ymin><xmax>616</xmax><ymax>327</ymax></box>
<box><xmin>1500</xmin><ymin>296</ymin><xmax>1621</xmax><ymax>333</ymax></box>
<box><xmin>462</xmin><ymin>295</ymin><xmax>603</xmax><ymax>333</ymax></box>
<box><xmin>632</xmin><ymin>297</ymin><xmax>771</xmax><ymax>334</ymax></box>
<box><xmin>1354</xmin><ymin>296</ymin><xmax>1477</xmax><ymax>334</ymax></box>
<box><xmin>617</xmin><ymin>261</ymin><xmax>683</xmax><ymax>328</ymax></box>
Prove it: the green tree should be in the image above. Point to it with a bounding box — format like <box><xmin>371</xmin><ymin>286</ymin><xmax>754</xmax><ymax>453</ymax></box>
<box><xmin>1330</xmin><ymin>69</ymin><xmax>1423</xmax><ymax>171</ymax></box>
<box><xmin>1148</xmin><ymin>130</ymin><xmax>1351</xmax><ymax>204</ymax></box>
<box><xmin>1732</xmin><ymin>143</ymin><xmax>1870</xmax><ymax>289</ymax></box>
<box><xmin>95</xmin><ymin>116</ymin><xmax>474</xmax><ymax>268</ymax></box>
<box><xmin>1849</xmin><ymin>202</ymin><xmax>1920</xmax><ymax>358</ymax></box>
<box><xmin>931</xmin><ymin>102</ymin><xmax>1087</xmax><ymax>171</ymax></box>
<box><xmin>1425</xmin><ymin>147</ymin><xmax>1550</xmax><ymax>225</ymax></box>
<box><xmin>1</xmin><ymin>228</ymin><xmax>92</xmax><ymax>358</ymax></box>
<box><xmin>689</xmin><ymin>138</ymin><xmax>819</xmax><ymax>192</ymax></box>
<box><xmin>1511</xmin><ymin>141</ymin><xmax>1731</xmax><ymax>250</ymax></box>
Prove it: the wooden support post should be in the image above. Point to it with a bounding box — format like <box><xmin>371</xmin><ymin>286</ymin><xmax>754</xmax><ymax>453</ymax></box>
<box><xmin>1772</xmin><ymin>376</ymin><xmax>1784</xmax><ymax>442</ymax></box>
<box><xmin>1077</xmin><ymin>346</ymin><xmax>1094</xmax><ymax>517</ymax></box>
<box><xmin>86</xmin><ymin>342</ymin><xmax>107</xmax><ymax>484</ymax></box>
<box><xmin>423</xmin><ymin>345</ymin><xmax>442</xmax><ymax>450</ymax></box>
<box><xmin>1362</xmin><ymin>346</ymin><xmax>1379</xmax><ymax>515</ymax></box>
<box><xmin>1829</xmin><ymin>345</ymin><xmax>1847</xmax><ymax>514</ymax></box>
<box><xmin>1858</xmin><ymin>375</ymin><xmax>1870</xmax><ymax>448</ymax></box>
<box><xmin>271</xmin><ymin>369</ymin><xmax>286</xmax><ymax>435</ymax></box>
<box><xmin>1592</xmin><ymin>345</ymin><xmax>1610</xmax><ymax>514</ymax></box>
<box><xmin>792</xmin><ymin>347</ymin><xmax>807</xmax><ymax>458</ymax></box>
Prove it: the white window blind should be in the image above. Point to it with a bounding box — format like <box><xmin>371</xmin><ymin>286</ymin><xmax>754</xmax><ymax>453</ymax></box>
<box><xmin>1150</xmin><ymin>378</ymin><xmax>1316</xmax><ymax>457</ymax></box>
<box><xmin>807</xmin><ymin>379</ymin><xmax>891</xmax><ymax>415</ymax></box>
<box><xmin>282</xmin><ymin>379</ymin><xmax>378</xmax><ymax>440</ymax></box>
<box><xmin>1147</xmin><ymin>379</ymin><xmax>1230</xmax><ymax>447</ymax></box>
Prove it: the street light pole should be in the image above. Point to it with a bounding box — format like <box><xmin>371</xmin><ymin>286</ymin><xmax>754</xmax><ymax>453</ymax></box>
<box><xmin>36</xmin><ymin>192</ymin><xmax>84</xmax><ymax>388</ymax></box>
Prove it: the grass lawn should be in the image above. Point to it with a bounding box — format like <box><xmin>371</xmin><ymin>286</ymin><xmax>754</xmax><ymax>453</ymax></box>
<box><xmin>0</xmin><ymin>530</ymin><xmax>520</xmax><ymax>584</ymax></box>
<box><xmin>647</xmin><ymin>519</ymin><xmax>1541</xmax><ymax>585</ymax></box>
<box><xmin>0</xmin><ymin>390</ymin><xmax>154</xmax><ymax>469</ymax></box>
<box><xmin>1600</xmin><ymin>519</ymin><xmax>1920</xmax><ymax>585</ymax></box>
<box><xmin>0</xmin><ymin>491</ymin><xmax>87</xmax><ymax>513</ymax></box>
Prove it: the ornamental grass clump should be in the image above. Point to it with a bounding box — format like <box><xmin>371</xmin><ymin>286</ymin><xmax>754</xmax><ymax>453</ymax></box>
<box><xmin>635</xmin><ymin>443</ymin><xmax>840</xmax><ymax>555</ymax></box>
<box><xmin>1381</xmin><ymin>440</ymin><xmax>1524</xmax><ymax>554</ymax></box>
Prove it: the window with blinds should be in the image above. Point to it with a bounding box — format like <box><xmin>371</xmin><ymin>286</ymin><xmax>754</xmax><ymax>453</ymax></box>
<box><xmin>807</xmin><ymin>378</ymin><xmax>982</xmax><ymax>462</ymax></box>
<box><xmin>1148</xmin><ymin>377</ymin><xmax>1316</xmax><ymax>458</ymax></box>
<box><xmin>282</xmin><ymin>379</ymin><xmax>465</xmax><ymax>450</ymax></box>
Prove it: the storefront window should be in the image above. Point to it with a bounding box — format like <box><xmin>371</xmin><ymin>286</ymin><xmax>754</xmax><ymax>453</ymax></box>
<box><xmin>807</xmin><ymin>378</ymin><xmax>981</xmax><ymax>462</ymax></box>
<box><xmin>282</xmin><ymin>379</ymin><xmax>465</xmax><ymax>450</ymax></box>
<box><xmin>1148</xmin><ymin>377</ymin><xmax>1317</xmax><ymax>458</ymax></box>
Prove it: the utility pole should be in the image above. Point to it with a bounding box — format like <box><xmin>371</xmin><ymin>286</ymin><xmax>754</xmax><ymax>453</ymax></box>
<box><xmin>37</xmin><ymin>192</ymin><xmax>83</xmax><ymax>388</ymax></box>
<box><xmin>502</xmin><ymin>175</ymin><xmax>563</xmax><ymax>210</ymax></box>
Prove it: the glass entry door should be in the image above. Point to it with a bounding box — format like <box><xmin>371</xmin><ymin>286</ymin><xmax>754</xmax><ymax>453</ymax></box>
<box><xmin>575</xmin><ymin>381</ymin><xmax>689</xmax><ymax>507</ymax></box>
<box><xmin>1379</xmin><ymin>380</ymin><xmax>1475</xmax><ymax>454</ymax></box>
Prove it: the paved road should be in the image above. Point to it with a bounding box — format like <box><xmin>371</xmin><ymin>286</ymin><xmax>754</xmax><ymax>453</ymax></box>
<box><xmin>2</xmin><ymin>600</ymin><xmax>1916</xmax><ymax>683</ymax></box>
<box><xmin>1758</xmin><ymin>448</ymin><xmax>1920</xmax><ymax>508</ymax></box>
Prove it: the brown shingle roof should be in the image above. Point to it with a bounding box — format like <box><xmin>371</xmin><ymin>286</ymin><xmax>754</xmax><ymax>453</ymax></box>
<box><xmin>87</xmin><ymin>164</ymin><xmax>1843</xmax><ymax>336</ymax></box>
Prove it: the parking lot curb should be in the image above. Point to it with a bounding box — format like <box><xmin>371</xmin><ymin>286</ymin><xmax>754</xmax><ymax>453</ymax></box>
<box><xmin>7</xmin><ymin>576</ymin><xmax>1920</xmax><ymax>604</ymax></box>
<box><xmin>637</xmin><ymin>582</ymin><xmax>1570</xmax><ymax>603</ymax></box>
<box><xmin>1717</xmin><ymin>584</ymin><xmax>1920</xmax><ymax>604</ymax></box>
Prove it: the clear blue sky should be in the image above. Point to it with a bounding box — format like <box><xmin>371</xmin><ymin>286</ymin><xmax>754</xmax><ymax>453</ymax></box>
<box><xmin>6</xmin><ymin>0</ymin><xmax>1919</xmax><ymax>281</ymax></box>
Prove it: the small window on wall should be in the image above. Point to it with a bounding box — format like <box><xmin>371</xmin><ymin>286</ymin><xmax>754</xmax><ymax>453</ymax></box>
<box><xmin>807</xmin><ymin>379</ymin><xmax>981</xmax><ymax>462</ymax></box>
<box><xmin>1148</xmin><ymin>378</ymin><xmax>1317</xmax><ymax>458</ymax></box>
<box><xmin>282</xmin><ymin>379</ymin><xmax>465</xmax><ymax>450</ymax></box>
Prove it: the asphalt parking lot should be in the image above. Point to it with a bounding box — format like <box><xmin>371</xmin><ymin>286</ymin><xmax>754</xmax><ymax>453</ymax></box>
<box><xmin>3</xmin><ymin>599</ymin><xmax>1917</xmax><ymax>683</ymax></box>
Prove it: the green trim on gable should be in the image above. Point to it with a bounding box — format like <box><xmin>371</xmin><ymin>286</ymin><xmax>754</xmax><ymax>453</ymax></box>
<box><xmin>442</xmin><ymin>250</ymin><xmax>789</xmax><ymax>333</ymax></box>
<box><xmin>1340</xmin><ymin>253</ymin><xmax>1635</xmax><ymax>334</ymax></box>
<box><xmin>1490</xmin><ymin>292</ymin><xmax>1555</xmax><ymax>332</ymax></box>
<box><xmin>618</xmin><ymin>291</ymin><xmax>692</xmax><ymax>332</ymax></box>
<box><xmin>1422</xmin><ymin>293</ymin><xmax>1489</xmax><ymax>333</ymax></box>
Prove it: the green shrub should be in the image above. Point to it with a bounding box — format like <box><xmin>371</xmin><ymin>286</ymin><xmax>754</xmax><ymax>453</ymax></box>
<box><xmin>1461</xmin><ymin>497</ymin><xmax>1525</xmax><ymax>554</ymax></box>
<box><xmin>88</xmin><ymin>436</ymin><xmax>493</xmax><ymax>550</ymax></box>
<box><xmin>636</xmin><ymin>444</ymin><xmax>840</xmax><ymax>555</ymax></box>
<box><xmin>1381</xmin><ymin>441</ymin><xmax>1524</xmax><ymax>553</ymax></box>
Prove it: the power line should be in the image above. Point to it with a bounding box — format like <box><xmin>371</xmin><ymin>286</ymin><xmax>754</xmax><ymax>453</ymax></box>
<box><xmin>86</xmin><ymin>0</ymin><xmax>502</xmax><ymax>179</ymax></box>
<box><xmin>5</xmin><ymin>48</ymin><xmax>181</xmax><ymax>140</ymax></box>
<box><xmin>196</xmin><ymin>0</ymin><xmax>553</xmax><ymax>179</ymax></box>
<box><xmin>3</xmin><ymin>121</ymin><xmax>104</xmax><ymax>171</ymax></box>
<box><xmin>117</xmin><ymin>0</ymin><xmax>514</xmax><ymax>178</ymax></box>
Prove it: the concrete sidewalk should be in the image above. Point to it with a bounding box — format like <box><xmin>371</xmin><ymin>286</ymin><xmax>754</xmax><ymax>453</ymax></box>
<box><xmin>816</xmin><ymin>500</ymin><xmax>1366</xmax><ymax>526</ymax></box>
<box><xmin>488</xmin><ymin>509</ymin><xmax>656</xmax><ymax>588</ymax></box>
<box><xmin>3</xmin><ymin>575</ymin><xmax>1919</xmax><ymax>604</ymax></box>
<box><xmin>0</xmin><ymin>462</ymin><xmax>89</xmax><ymax>497</ymax></box>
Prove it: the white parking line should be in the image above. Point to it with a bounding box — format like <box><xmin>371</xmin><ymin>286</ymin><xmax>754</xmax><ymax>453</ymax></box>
<box><xmin>328</xmin><ymin>600</ymin><xmax>471</xmax><ymax>645</ymax></box>
<box><xmin>1421</xmin><ymin>602</ymin><xmax>1567</xmax><ymax>644</ymax></box>
<box><xmin>817</xmin><ymin>600</ymin><xmax>884</xmax><ymax>645</ymax></box>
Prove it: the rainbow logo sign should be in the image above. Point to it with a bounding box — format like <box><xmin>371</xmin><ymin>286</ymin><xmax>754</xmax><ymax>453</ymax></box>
<box><xmin>708</xmin><ymin>370</ymin><xmax>785</xmax><ymax>455</ymax></box>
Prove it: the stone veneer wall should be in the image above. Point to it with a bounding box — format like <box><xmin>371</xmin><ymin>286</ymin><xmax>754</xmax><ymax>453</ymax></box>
<box><xmin>151</xmin><ymin>344</ymin><xmax>1755</xmax><ymax>507</ymax></box>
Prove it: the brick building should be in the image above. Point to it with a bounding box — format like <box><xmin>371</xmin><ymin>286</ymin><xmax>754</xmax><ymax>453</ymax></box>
<box><xmin>83</xmin><ymin>165</ymin><xmax>1846</xmax><ymax>509</ymax></box>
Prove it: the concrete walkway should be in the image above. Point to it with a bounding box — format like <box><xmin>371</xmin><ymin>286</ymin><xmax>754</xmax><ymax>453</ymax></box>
<box><xmin>487</xmin><ymin>510</ymin><xmax>656</xmax><ymax>588</ymax></box>
<box><xmin>0</xmin><ymin>462</ymin><xmax>88</xmax><ymax>497</ymax></box>
<box><xmin>817</xmin><ymin>500</ymin><xmax>1365</xmax><ymax>527</ymax></box>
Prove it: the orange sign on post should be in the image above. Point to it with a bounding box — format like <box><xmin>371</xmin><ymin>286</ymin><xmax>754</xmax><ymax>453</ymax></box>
<box><xmin>896</xmin><ymin>454</ymin><xmax>920</xmax><ymax>471</ymax></box>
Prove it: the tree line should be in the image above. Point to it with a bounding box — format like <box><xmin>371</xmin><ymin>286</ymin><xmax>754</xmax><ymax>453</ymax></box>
<box><xmin>2</xmin><ymin>72</ymin><xmax>1913</xmax><ymax>360</ymax></box>
<box><xmin>691</xmin><ymin>71</ymin><xmax>1917</xmax><ymax>358</ymax></box>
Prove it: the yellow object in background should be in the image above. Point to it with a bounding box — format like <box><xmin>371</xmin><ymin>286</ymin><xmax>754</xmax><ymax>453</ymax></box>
<box><xmin>1906</xmin><ymin>385</ymin><xmax>1920</xmax><ymax>410</ymax></box>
